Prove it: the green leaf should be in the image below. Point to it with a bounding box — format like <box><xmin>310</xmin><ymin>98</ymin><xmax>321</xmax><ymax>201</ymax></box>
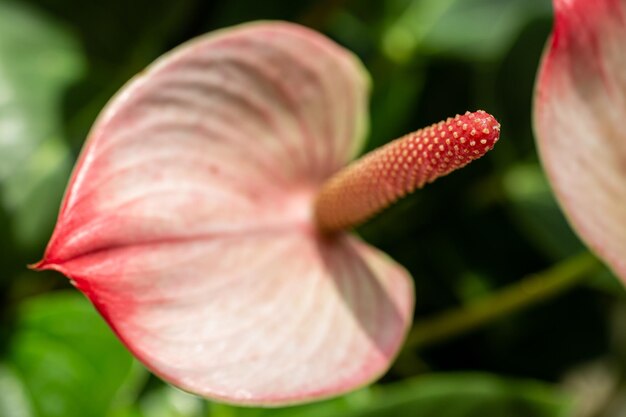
<box><xmin>0</xmin><ymin>1</ymin><xmax>83</xmax><ymax>248</ymax></box>
<box><xmin>0</xmin><ymin>364</ymin><xmax>34</xmax><ymax>417</ymax></box>
<box><xmin>383</xmin><ymin>0</ymin><xmax>552</xmax><ymax>62</ymax></box>
<box><xmin>8</xmin><ymin>292</ymin><xmax>133</xmax><ymax>417</ymax></box>
<box><xmin>211</xmin><ymin>373</ymin><xmax>571</xmax><ymax>417</ymax></box>
<box><xmin>381</xmin><ymin>0</ymin><xmax>459</xmax><ymax>63</ymax></box>
<box><xmin>503</xmin><ymin>163</ymin><xmax>624</xmax><ymax>295</ymax></box>
<box><xmin>354</xmin><ymin>373</ymin><xmax>570</xmax><ymax>417</ymax></box>
<box><xmin>503</xmin><ymin>163</ymin><xmax>584</xmax><ymax>260</ymax></box>
<box><xmin>138</xmin><ymin>386</ymin><xmax>206</xmax><ymax>417</ymax></box>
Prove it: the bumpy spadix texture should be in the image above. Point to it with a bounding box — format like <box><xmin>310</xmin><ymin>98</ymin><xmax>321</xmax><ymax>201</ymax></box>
<box><xmin>535</xmin><ymin>0</ymin><xmax>626</xmax><ymax>279</ymax></box>
<box><xmin>316</xmin><ymin>111</ymin><xmax>500</xmax><ymax>231</ymax></box>
<box><xmin>36</xmin><ymin>22</ymin><xmax>414</xmax><ymax>405</ymax></box>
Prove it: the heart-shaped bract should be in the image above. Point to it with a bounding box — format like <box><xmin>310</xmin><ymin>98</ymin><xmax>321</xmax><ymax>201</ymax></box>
<box><xmin>534</xmin><ymin>0</ymin><xmax>626</xmax><ymax>279</ymax></box>
<box><xmin>36</xmin><ymin>22</ymin><xmax>415</xmax><ymax>405</ymax></box>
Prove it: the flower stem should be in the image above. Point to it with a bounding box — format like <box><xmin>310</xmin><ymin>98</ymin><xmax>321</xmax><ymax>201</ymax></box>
<box><xmin>314</xmin><ymin>111</ymin><xmax>500</xmax><ymax>232</ymax></box>
<box><xmin>405</xmin><ymin>252</ymin><xmax>602</xmax><ymax>349</ymax></box>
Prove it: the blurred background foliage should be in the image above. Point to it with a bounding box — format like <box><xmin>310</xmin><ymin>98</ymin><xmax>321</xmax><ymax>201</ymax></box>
<box><xmin>0</xmin><ymin>0</ymin><xmax>624</xmax><ymax>416</ymax></box>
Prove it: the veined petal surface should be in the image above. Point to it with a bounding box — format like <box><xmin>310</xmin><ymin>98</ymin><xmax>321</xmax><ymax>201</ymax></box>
<box><xmin>39</xmin><ymin>22</ymin><xmax>414</xmax><ymax>405</ymax></box>
<box><xmin>44</xmin><ymin>21</ymin><xmax>370</xmax><ymax>264</ymax></box>
<box><xmin>48</xmin><ymin>231</ymin><xmax>413</xmax><ymax>405</ymax></box>
<box><xmin>535</xmin><ymin>0</ymin><xmax>626</xmax><ymax>278</ymax></box>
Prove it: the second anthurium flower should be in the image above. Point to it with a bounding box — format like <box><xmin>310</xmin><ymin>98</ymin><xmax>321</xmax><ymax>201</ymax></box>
<box><xmin>35</xmin><ymin>22</ymin><xmax>500</xmax><ymax>405</ymax></box>
<box><xmin>535</xmin><ymin>0</ymin><xmax>626</xmax><ymax>281</ymax></box>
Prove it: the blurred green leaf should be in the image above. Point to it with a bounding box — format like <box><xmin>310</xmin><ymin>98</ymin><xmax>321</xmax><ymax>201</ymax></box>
<box><xmin>0</xmin><ymin>1</ymin><xmax>81</xmax><ymax>177</ymax></box>
<box><xmin>138</xmin><ymin>386</ymin><xmax>206</xmax><ymax>417</ymax></box>
<box><xmin>381</xmin><ymin>0</ymin><xmax>458</xmax><ymax>63</ymax></box>
<box><xmin>381</xmin><ymin>0</ymin><xmax>551</xmax><ymax>63</ymax></box>
<box><xmin>212</xmin><ymin>373</ymin><xmax>571</xmax><ymax>417</ymax></box>
<box><xmin>419</xmin><ymin>0</ymin><xmax>552</xmax><ymax>61</ymax></box>
<box><xmin>354</xmin><ymin>373</ymin><xmax>571</xmax><ymax>417</ymax></box>
<box><xmin>32</xmin><ymin>0</ymin><xmax>201</xmax><ymax>148</ymax></box>
<box><xmin>0</xmin><ymin>364</ymin><xmax>34</xmax><ymax>417</ymax></box>
<box><xmin>0</xmin><ymin>1</ymin><xmax>83</xmax><ymax>248</ymax></box>
<box><xmin>209</xmin><ymin>388</ymin><xmax>374</xmax><ymax>417</ymax></box>
<box><xmin>8</xmin><ymin>292</ymin><xmax>133</xmax><ymax>417</ymax></box>
<box><xmin>4</xmin><ymin>137</ymin><xmax>73</xmax><ymax>249</ymax></box>
<box><xmin>106</xmin><ymin>361</ymin><xmax>200</xmax><ymax>417</ymax></box>
<box><xmin>106</xmin><ymin>361</ymin><xmax>151</xmax><ymax>417</ymax></box>
<box><xmin>503</xmin><ymin>163</ymin><xmax>583</xmax><ymax>259</ymax></box>
<box><xmin>503</xmin><ymin>164</ymin><xmax>624</xmax><ymax>295</ymax></box>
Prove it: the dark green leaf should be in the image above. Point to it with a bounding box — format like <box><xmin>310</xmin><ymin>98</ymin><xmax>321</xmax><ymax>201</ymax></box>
<box><xmin>419</xmin><ymin>0</ymin><xmax>552</xmax><ymax>61</ymax></box>
<box><xmin>503</xmin><ymin>163</ymin><xmax>584</xmax><ymax>259</ymax></box>
<box><xmin>8</xmin><ymin>292</ymin><xmax>133</xmax><ymax>417</ymax></box>
<box><xmin>212</xmin><ymin>373</ymin><xmax>571</xmax><ymax>417</ymax></box>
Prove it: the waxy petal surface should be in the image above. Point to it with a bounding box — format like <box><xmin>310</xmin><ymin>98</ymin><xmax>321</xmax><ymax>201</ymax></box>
<box><xmin>39</xmin><ymin>22</ymin><xmax>414</xmax><ymax>405</ymax></box>
<box><xmin>44</xmin><ymin>22</ymin><xmax>370</xmax><ymax>265</ymax></box>
<box><xmin>47</xmin><ymin>232</ymin><xmax>412</xmax><ymax>405</ymax></box>
<box><xmin>535</xmin><ymin>0</ymin><xmax>626</xmax><ymax>278</ymax></box>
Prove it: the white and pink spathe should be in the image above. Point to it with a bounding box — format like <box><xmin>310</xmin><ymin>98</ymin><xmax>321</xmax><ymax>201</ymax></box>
<box><xmin>35</xmin><ymin>22</ymin><xmax>414</xmax><ymax>406</ymax></box>
<box><xmin>535</xmin><ymin>0</ymin><xmax>626</xmax><ymax>279</ymax></box>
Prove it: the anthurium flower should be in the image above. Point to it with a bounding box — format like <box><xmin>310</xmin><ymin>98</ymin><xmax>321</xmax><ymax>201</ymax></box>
<box><xmin>35</xmin><ymin>22</ymin><xmax>500</xmax><ymax>405</ymax></box>
<box><xmin>534</xmin><ymin>0</ymin><xmax>626</xmax><ymax>278</ymax></box>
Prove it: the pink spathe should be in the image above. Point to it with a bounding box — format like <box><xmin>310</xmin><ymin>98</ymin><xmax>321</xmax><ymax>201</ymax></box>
<box><xmin>535</xmin><ymin>0</ymin><xmax>626</xmax><ymax>279</ymax></box>
<box><xmin>35</xmin><ymin>22</ymin><xmax>414</xmax><ymax>405</ymax></box>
